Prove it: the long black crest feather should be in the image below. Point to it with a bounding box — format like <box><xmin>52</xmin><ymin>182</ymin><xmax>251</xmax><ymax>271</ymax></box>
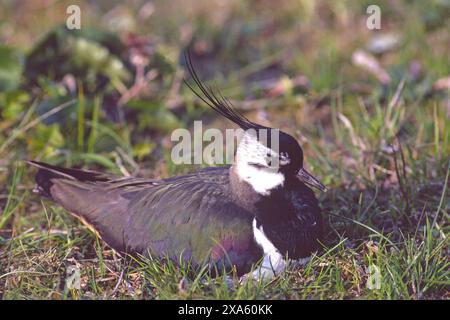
<box><xmin>183</xmin><ymin>51</ymin><xmax>263</xmax><ymax>130</ymax></box>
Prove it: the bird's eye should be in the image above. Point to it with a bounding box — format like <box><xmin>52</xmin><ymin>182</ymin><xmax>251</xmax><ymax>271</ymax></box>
<box><xmin>280</xmin><ymin>152</ymin><xmax>290</xmax><ymax>165</ymax></box>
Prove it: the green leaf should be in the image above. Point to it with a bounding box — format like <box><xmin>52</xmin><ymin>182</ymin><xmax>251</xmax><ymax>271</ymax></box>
<box><xmin>28</xmin><ymin>123</ymin><xmax>65</xmax><ymax>157</ymax></box>
<box><xmin>0</xmin><ymin>90</ymin><xmax>30</xmax><ymax>120</ymax></box>
<box><xmin>0</xmin><ymin>45</ymin><xmax>24</xmax><ymax>91</ymax></box>
<box><xmin>133</xmin><ymin>141</ymin><xmax>156</xmax><ymax>160</ymax></box>
<box><xmin>127</xmin><ymin>100</ymin><xmax>182</xmax><ymax>133</ymax></box>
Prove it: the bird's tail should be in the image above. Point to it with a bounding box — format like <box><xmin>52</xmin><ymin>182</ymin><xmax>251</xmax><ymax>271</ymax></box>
<box><xmin>28</xmin><ymin>160</ymin><xmax>109</xmax><ymax>200</ymax></box>
<box><xmin>28</xmin><ymin>160</ymin><xmax>133</xmax><ymax>251</ymax></box>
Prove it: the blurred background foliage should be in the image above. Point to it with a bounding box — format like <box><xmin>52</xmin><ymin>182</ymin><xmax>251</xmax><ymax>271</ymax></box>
<box><xmin>0</xmin><ymin>0</ymin><xmax>448</xmax><ymax>179</ymax></box>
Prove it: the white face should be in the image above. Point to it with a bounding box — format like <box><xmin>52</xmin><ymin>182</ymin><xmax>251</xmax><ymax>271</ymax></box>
<box><xmin>235</xmin><ymin>132</ymin><xmax>286</xmax><ymax>196</ymax></box>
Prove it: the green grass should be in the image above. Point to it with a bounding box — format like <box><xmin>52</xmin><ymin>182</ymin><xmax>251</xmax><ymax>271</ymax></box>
<box><xmin>0</xmin><ymin>0</ymin><xmax>449</xmax><ymax>299</ymax></box>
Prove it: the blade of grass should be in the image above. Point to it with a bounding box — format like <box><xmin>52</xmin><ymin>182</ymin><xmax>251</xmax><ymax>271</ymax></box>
<box><xmin>87</xmin><ymin>95</ymin><xmax>102</xmax><ymax>153</ymax></box>
<box><xmin>432</xmin><ymin>160</ymin><xmax>450</xmax><ymax>229</ymax></box>
<box><xmin>77</xmin><ymin>81</ymin><xmax>85</xmax><ymax>152</ymax></box>
<box><xmin>0</xmin><ymin>99</ymin><xmax>76</xmax><ymax>155</ymax></box>
<box><xmin>0</xmin><ymin>162</ymin><xmax>24</xmax><ymax>229</ymax></box>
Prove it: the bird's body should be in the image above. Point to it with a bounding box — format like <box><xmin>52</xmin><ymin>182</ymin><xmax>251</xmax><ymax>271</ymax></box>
<box><xmin>31</xmin><ymin>162</ymin><xmax>322</xmax><ymax>276</ymax></box>
<box><xmin>30</xmin><ymin>54</ymin><xmax>326</xmax><ymax>280</ymax></box>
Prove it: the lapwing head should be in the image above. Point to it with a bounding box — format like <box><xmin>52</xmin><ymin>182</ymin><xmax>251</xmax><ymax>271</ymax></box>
<box><xmin>184</xmin><ymin>53</ymin><xmax>326</xmax><ymax>196</ymax></box>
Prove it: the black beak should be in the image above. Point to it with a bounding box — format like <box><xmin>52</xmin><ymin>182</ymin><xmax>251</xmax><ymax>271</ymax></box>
<box><xmin>297</xmin><ymin>168</ymin><xmax>327</xmax><ymax>192</ymax></box>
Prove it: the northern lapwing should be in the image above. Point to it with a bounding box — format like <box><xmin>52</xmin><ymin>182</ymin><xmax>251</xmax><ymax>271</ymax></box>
<box><xmin>29</xmin><ymin>55</ymin><xmax>326</xmax><ymax>281</ymax></box>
